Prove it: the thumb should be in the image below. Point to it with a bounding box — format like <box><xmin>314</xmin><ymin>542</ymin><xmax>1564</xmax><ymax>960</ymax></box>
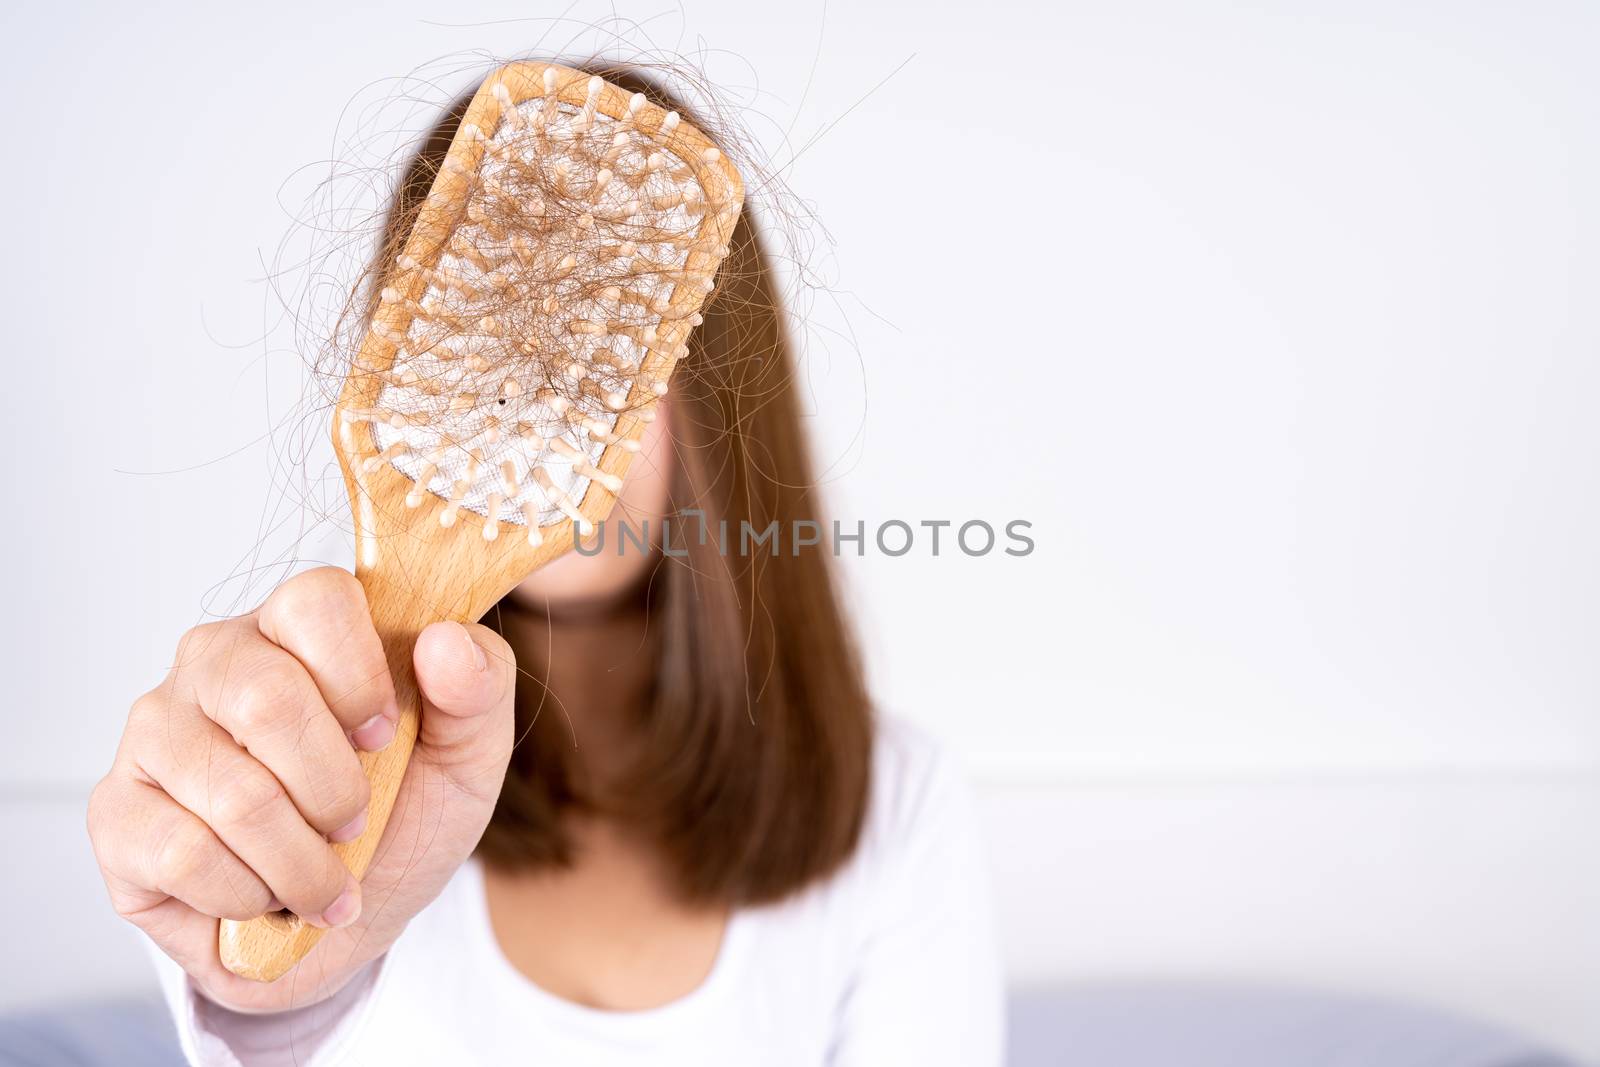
<box><xmin>411</xmin><ymin>621</ymin><xmax>516</xmax><ymax>794</ymax></box>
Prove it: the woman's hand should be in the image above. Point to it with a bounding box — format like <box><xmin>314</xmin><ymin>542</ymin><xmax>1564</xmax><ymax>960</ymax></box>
<box><xmin>87</xmin><ymin>566</ymin><xmax>518</xmax><ymax>1014</ymax></box>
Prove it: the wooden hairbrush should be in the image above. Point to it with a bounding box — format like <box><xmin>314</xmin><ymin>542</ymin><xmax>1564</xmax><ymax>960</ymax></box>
<box><xmin>218</xmin><ymin>61</ymin><xmax>743</xmax><ymax>981</ymax></box>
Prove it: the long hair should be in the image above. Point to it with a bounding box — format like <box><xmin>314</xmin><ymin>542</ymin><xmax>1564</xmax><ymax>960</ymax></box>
<box><xmin>370</xmin><ymin>62</ymin><xmax>874</xmax><ymax>906</ymax></box>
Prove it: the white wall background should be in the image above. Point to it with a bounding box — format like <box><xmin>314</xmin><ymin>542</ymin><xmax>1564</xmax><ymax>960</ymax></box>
<box><xmin>3</xmin><ymin>0</ymin><xmax>1597</xmax><ymax>1059</ymax></box>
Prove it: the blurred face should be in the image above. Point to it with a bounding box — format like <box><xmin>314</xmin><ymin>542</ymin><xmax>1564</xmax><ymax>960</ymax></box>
<box><xmin>507</xmin><ymin>402</ymin><xmax>674</xmax><ymax>615</ymax></box>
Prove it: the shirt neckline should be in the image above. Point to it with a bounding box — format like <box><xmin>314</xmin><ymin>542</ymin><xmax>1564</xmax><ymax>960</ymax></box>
<box><xmin>458</xmin><ymin>857</ymin><xmax>752</xmax><ymax>1034</ymax></box>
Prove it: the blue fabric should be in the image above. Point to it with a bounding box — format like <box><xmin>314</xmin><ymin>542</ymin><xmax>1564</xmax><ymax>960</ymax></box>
<box><xmin>0</xmin><ymin>985</ymin><xmax>1580</xmax><ymax>1066</ymax></box>
<box><xmin>0</xmin><ymin>998</ymin><xmax>182</xmax><ymax>1066</ymax></box>
<box><xmin>1008</xmin><ymin>984</ymin><xmax>1581</xmax><ymax>1067</ymax></box>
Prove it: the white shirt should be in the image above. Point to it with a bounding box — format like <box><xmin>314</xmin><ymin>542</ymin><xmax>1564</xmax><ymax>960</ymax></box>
<box><xmin>156</xmin><ymin>718</ymin><xmax>1005</xmax><ymax>1066</ymax></box>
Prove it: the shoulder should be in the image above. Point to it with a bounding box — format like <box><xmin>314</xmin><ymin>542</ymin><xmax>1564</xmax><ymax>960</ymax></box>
<box><xmin>817</xmin><ymin>718</ymin><xmax>1005</xmax><ymax>1060</ymax></box>
<box><xmin>746</xmin><ymin>715</ymin><xmax>989</xmax><ymax>949</ymax></box>
<box><xmin>869</xmin><ymin>716</ymin><xmax>970</xmax><ymax>816</ymax></box>
<box><xmin>853</xmin><ymin>716</ymin><xmax>985</xmax><ymax>882</ymax></box>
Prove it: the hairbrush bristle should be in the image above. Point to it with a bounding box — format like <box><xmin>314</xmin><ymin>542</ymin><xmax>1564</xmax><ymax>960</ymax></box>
<box><xmin>339</xmin><ymin>64</ymin><xmax>742</xmax><ymax>541</ymax></box>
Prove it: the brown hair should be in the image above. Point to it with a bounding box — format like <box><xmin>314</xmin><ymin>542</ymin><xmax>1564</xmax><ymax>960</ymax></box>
<box><xmin>369</xmin><ymin>62</ymin><xmax>874</xmax><ymax>906</ymax></box>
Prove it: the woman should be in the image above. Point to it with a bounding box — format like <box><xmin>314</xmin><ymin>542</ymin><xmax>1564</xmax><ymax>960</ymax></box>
<box><xmin>87</xmin><ymin>60</ymin><xmax>1002</xmax><ymax>1065</ymax></box>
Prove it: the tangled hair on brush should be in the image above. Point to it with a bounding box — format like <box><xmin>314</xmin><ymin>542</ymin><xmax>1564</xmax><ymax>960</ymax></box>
<box><xmin>337</xmin><ymin>64</ymin><xmax>744</xmax><ymax>535</ymax></box>
<box><xmin>350</xmin><ymin>58</ymin><xmax>874</xmax><ymax>906</ymax></box>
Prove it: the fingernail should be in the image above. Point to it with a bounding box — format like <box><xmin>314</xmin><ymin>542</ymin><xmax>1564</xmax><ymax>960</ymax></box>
<box><xmin>351</xmin><ymin>714</ymin><xmax>395</xmax><ymax>751</ymax></box>
<box><xmin>458</xmin><ymin>623</ymin><xmax>487</xmax><ymax>672</ymax></box>
<box><xmin>317</xmin><ymin>881</ymin><xmax>361</xmax><ymax>929</ymax></box>
<box><xmin>328</xmin><ymin>809</ymin><xmax>367</xmax><ymax>844</ymax></box>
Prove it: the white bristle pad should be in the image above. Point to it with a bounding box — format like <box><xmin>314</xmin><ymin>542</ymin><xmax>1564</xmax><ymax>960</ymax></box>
<box><xmin>367</xmin><ymin>93</ymin><xmax>717</xmax><ymax>535</ymax></box>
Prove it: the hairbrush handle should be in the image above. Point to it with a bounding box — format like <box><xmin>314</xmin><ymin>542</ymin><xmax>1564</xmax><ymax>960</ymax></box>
<box><xmin>217</xmin><ymin>400</ymin><xmax>591</xmax><ymax>983</ymax></box>
<box><xmin>216</xmin><ymin>566</ymin><xmax>432</xmax><ymax>982</ymax></box>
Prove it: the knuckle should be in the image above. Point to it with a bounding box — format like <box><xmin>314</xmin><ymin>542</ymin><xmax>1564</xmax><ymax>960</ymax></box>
<box><xmin>229</xmin><ymin>665</ymin><xmax>309</xmax><ymax>738</ymax></box>
<box><xmin>271</xmin><ymin>567</ymin><xmax>364</xmax><ymax>626</ymax></box>
<box><xmin>209</xmin><ymin>768</ymin><xmax>288</xmax><ymax>834</ymax></box>
<box><xmin>173</xmin><ymin>623</ymin><xmax>224</xmax><ymax>667</ymax></box>
<box><xmin>127</xmin><ymin>689</ymin><xmax>168</xmax><ymax>728</ymax></box>
<box><xmin>150</xmin><ymin>820</ymin><xmax>211</xmax><ymax>891</ymax></box>
<box><xmin>85</xmin><ymin>776</ymin><xmax>114</xmax><ymax>842</ymax></box>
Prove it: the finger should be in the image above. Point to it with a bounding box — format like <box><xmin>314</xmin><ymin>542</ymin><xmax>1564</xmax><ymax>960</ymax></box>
<box><xmin>91</xmin><ymin>773</ymin><xmax>274</xmax><ymax>921</ymax></box>
<box><xmin>124</xmin><ymin>896</ymin><xmax>229</xmax><ymax>986</ymax></box>
<box><xmin>412</xmin><ymin>622</ymin><xmax>517</xmax><ymax>800</ymax></box>
<box><xmin>125</xmin><ymin>896</ymin><xmax>293</xmax><ymax>1007</ymax></box>
<box><xmin>130</xmin><ymin>700</ymin><xmax>361</xmax><ymax>928</ymax></box>
<box><xmin>258</xmin><ymin>567</ymin><xmax>398</xmax><ymax>750</ymax></box>
<box><xmin>175</xmin><ymin>624</ymin><xmax>369</xmax><ymax>839</ymax></box>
